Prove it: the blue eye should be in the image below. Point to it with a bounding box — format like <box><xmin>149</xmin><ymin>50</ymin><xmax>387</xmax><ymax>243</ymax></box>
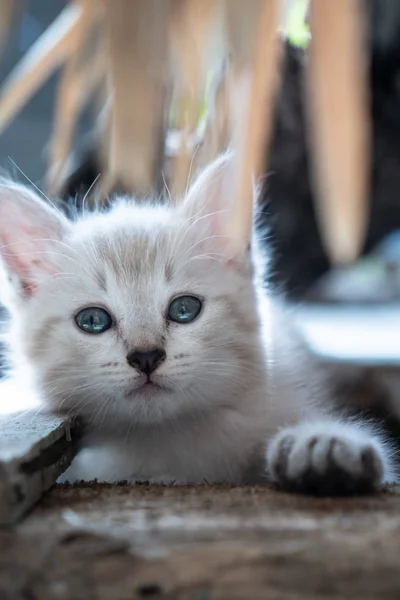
<box><xmin>75</xmin><ymin>307</ymin><xmax>112</xmax><ymax>334</ymax></box>
<box><xmin>167</xmin><ymin>295</ymin><xmax>202</xmax><ymax>324</ymax></box>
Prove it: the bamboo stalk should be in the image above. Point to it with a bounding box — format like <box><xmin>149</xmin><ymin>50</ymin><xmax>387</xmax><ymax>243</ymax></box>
<box><xmin>307</xmin><ymin>0</ymin><xmax>369</xmax><ymax>265</ymax></box>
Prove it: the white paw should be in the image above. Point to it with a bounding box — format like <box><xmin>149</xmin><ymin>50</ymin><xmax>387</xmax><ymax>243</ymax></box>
<box><xmin>267</xmin><ymin>422</ymin><xmax>387</xmax><ymax>496</ymax></box>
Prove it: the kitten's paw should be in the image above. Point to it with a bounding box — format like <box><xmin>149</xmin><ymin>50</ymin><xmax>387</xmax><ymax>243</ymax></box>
<box><xmin>267</xmin><ymin>422</ymin><xmax>387</xmax><ymax>496</ymax></box>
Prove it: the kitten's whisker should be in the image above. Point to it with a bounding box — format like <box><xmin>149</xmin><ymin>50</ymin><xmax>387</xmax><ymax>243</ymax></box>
<box><xmin>184</xmin><ymin>142</ymin><xmax>201</xmax><ymax>202</ymax></box>
<box><xmin>94</xmin><ymin>394</ymin><xmax>114</xmax><ymax>428</ymax></box>
<box><xmin>82</xmin><ymin>173</ymin><xmax>101</xmax><ymax>215</ymax></box>
<box><xmin>161</xmin><ymin>171</ymin><xmax>172</xmax><ymax>205</ymax></box>
<box><xmin>29</xmin><ymin>238</ymin><xmax>79</xmax><ymax>255</ymax></box>
<box><xmin>187</xmin><ymin>253</ymin><xmax>224</xmax><ymax>264</ymax></box>
<box><xmin>53</xmin><ymin>381</ymin><xmax>103</xmax><ymax>410</ymax></box>
<box><xmin>43</xmin><ymin>382</ymin><xmax>99</xmax><ymax>401</ymax></box>
<box><xmin>173</xmin><ymin>209</ymin><xmax>230</xmax><ymax>254</ymax></box>
<box><xmin>0</xmin><ymin>247</ymin><xmax>83</xmax><ymax>267</ymax></box>
<box><xmin>43</xmin><ymin>378</ymin><xmax>95</xmax><ymax>388</ymax></box>
<box><xmin>63</xmin><ymin>387</ymin><xmax>105</xmax><ymax>417</ymax></box>
<box><xmin>183</xmin><ymin>233</ymin><xmax>230</xmax><ymax>258</ymax></box>
<box><xmin>37</xmin><ymin>272</ymin><xmax>75</xmax><ymax>285</ymax></box>
<box><xmin>38</xmin><ymin>241</ymin><xmax>92</xmax><ymax>269</ymax></box>
<box><xmin>7</xmin><ymin>156</ymin><xmax>63</xmax><ymax>216</ymax></box>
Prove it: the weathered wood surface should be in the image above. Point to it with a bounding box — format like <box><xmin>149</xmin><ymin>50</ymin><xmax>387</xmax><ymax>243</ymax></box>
<box><xmin>0</xmin><ymin>412</ymin><xmax>81</xmax><ymax>526</ymax></box>
<box><xmin>2</xmin><ymin>482</ymin><xmax>400</xmax><ymax>599</ymax></box>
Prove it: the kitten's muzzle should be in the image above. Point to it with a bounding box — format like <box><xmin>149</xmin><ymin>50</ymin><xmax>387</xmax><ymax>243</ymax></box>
<box><xmin>126</xmin><ymin>348</ymin><xmax>166</xmax><ymax>375</ymax></box>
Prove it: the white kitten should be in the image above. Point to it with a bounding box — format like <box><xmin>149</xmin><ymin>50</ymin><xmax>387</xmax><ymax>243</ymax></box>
<box><xmin>0</xmin><ymin>156</ymin><xmax>396</xmax><ymax>493</ymax></box>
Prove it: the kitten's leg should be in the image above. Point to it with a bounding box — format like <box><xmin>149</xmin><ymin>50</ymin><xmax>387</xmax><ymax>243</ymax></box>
<box><xmin>267</xmin><ymin>419</ymin><xmax>396</xmax><ymax>495</ymax></box>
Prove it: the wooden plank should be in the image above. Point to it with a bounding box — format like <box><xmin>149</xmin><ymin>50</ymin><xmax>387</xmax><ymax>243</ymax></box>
<box><xmin>1</xmin><ymin>483</ymin><xmax>400</xmax><ymax>598</ymax></box>
<box><xmin>168</xmin><ymin>0</ymin><xmax>215</xmax><ymax>198</ymax></box>
<box><xmin>101</xmin><ymin>0</ymin><xmax>169</xmax><ymax>198</ymax></box>
<box><xmin>0</xmin><ymin>411</ymin><xmax>82</xmax><ymax>527</ymax></box>
<box><xmin>307</xmin><ymin>0</ymin><xmax>369</xmax><ymax>265</ymax></box>
<box><xmin>230</xmin><ymin>0</ymin><xmax>282</xmax><ymax>252</ymax></box>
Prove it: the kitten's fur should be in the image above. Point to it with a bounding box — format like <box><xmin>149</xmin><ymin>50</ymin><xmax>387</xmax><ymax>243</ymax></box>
<box><xmin>0</xmin><ymin>155</ymin><xmax>396</xmax><ymax>493</ymax></box>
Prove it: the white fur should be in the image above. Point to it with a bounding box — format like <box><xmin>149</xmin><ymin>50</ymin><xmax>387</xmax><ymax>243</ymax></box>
<box><xmin>0</xmin><ymin>158</ymin><xmax>396</xmax><ymax>491</ymax></box>
<box><xmin>267</xmin><ymin>420</ymin><xmax>393</xmax><ymax>485</ymax></box>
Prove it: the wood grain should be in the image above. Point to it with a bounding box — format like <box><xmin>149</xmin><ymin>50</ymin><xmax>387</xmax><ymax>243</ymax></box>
<box><xmin>2</xmin><ymin>483</ymin><xmax>400</xmax><ymax>598</ymax></box>
<box><xmin>0</xmin><ymin>412</ymin><xmax>81</xmax><ymax>526</ymax></box>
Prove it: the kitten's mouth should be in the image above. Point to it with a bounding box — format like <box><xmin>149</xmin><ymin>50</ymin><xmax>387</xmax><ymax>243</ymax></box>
<box><xmin>126</xmin><ymin>378</ymin><xmax>172</xmax><ymax>398</ymax></box>
<box><xmin>143</xmin><ymin>380</ymin><xmax>163</xmax><ymax>389</ymax></box>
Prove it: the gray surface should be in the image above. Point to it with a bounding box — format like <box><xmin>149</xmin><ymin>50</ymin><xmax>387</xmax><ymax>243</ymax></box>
<box><xmin>0</xmin><ymin>408</ymin><xmax>81</xmax><ymax>526</ymax></box>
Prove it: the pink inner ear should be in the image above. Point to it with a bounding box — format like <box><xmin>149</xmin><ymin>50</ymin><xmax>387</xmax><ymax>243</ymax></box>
<box><xmin>0</xmin><ymin>232</ymin><xmax>56</xmax><ymax>295</ymax></box>
<box><xmin>0</xmin><ymin>191</ymin><xmax>67</xmax><ymax>295</ymax></box>
<box><xmin>184</xmin><ymin>153</ymin><xmax>252</xmax><ymax>260</ymax></box>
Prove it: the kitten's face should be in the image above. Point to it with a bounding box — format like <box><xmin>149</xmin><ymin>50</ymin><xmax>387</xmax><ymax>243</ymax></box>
<box><xmin>0</xmin><ymin>157</ymin><xmax>262</xmax><ymax>429</ymax></box>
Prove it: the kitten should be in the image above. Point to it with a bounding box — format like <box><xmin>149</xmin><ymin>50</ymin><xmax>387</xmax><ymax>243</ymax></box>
<box><xmin>0</xmin><ymin>155</ymin><xmax>396</xmax><ymax>493</ymax></box>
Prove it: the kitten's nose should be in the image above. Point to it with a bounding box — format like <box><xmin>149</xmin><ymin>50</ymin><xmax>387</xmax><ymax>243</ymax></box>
<box><xmin>126</xmin><ymin>348</ymin><xmax>166</xmax><ymax>375</ymax></box>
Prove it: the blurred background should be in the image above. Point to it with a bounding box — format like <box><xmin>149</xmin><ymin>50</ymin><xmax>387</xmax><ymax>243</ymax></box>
<box><xmin>3</xmin><ymin>0</ymin><xmax>400</xmax><ymax>306</ymax></box>
<box><xmin>0</xmin><ymin>1</ymin><xmax>68</xmax><ymax>182</ymax></box>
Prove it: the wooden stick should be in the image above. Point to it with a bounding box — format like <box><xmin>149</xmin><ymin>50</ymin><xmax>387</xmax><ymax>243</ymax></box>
<box><xmin>199</xmin><ymin>56</ymin><xmax>233</xmax><ymax>168</ymax></box>
<box><xmin>0</xmin><ymin>0</ymin><xmax>21</xmax><ymax>55</ymax></box>
<box><xmin>307</xmin><ymin>0</ymin><xmax>369</xmax><ymax>265</ymax></box>
<box><xmin>0</xmin><ymin>2</ymin><xmax>83</xmax><ymax>136</ymax></box>
<box><xmin>169</xmin><ymin>0</ymin><xmax>216</xmax><ymax>199</ymax></box>
<box><xmin>224</xmin><ymin>0</ymin><xmax>261</xmax><ymax>68</ymax></box>
<box><xmin>198</xmin><ymin>1</ymin><xmax>263</xmax><ymax>173</ymax></box>
<box><xmin>230</xmin><ymin>0</ymin><xmax>282</xmax><ymax>249</ymax></box>
<box><xmin>101</xmin><ymin>0</ymin><xmax>169</xmax><ymax>198</ymax></box>
<box><xmin>46</xmin><ymin>0</ymin><xmax>104</xmax><ymax>196</ymax></box>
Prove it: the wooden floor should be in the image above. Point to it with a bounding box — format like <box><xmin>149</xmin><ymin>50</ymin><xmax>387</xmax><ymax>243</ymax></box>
<box><xmin>2</xmin><ymin>482</ymin><xmax>400</xmax><ymax>599</ymax></box>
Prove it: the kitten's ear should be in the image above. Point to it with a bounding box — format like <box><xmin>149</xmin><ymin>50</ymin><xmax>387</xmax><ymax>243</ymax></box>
<box><xmin>0</xmin><ymin>181</ymin><xmax>69</xmax><ymax>297</ymax></box>
<box><xmin>184</xmin><ymin>152</ymin><xmax>234</xmax><ymax>223</ymax></box>
<box><xmin>183</xmin><ymin>152</ymin><xmax>253</xmax><ymax>257</ymax></box>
